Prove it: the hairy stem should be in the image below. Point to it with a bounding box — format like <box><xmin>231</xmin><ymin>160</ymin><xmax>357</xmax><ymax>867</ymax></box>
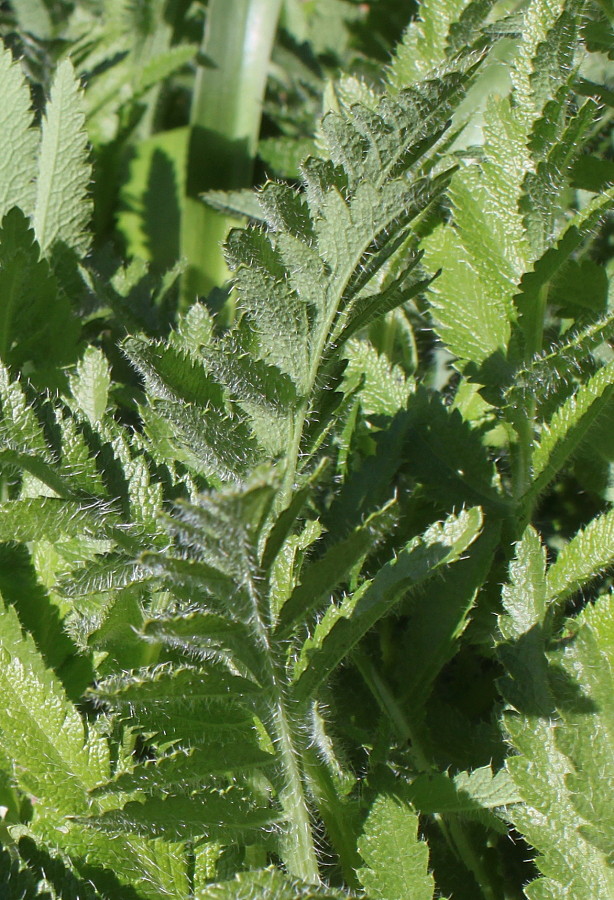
<box><xmin>269</xmin><ymin>697</ymin><xmax>321</xmax><ymax>882</ymax></box>
<box><xmin>247</xmin><ymin>563</ymin><xmax>320</xmax><ymax>881</ymax></box>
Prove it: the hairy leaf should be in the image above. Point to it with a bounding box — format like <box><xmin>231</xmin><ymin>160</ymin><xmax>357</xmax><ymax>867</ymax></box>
<box><xmin>357</xmin><ymin>793</ymin><xmax>434</xmax><ymax>900</ymax></box>
<box><xmin>33</xmin><ymin>60</ymin><xmax>92</xmax><ymax>256</ymax></box>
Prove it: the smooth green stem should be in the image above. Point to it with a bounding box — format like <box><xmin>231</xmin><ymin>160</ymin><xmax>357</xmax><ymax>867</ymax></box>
<box><xmin>181</xmin><ymin>0</ymin><xmax>282</xmax><ymax>303</ymax></box>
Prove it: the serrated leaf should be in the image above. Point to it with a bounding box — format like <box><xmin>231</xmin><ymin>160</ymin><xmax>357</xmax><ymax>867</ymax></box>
<box><xmin>196</xmin><ymin>868</ymin><xmax>349</xmax><ymax>900</ymax></box>
<box><xmin>341</xmin><ymin>341</ymin><xmax>411</xmax><ymax>418</ymax></box>
<box><xmin>141</xmin><ymin>611</ymin><xmax>264</xmax><ymax>681</ymax></box>
<box><xmin>404</xmin><ymin>766</ymin><xmax>520</xmax><ymax>832</ymax></box>
<box><xmin>395</xmin><ymin>525</ymin><xmax>500</xmax><ymax>714</ymax></box>
<box><xmin>97</xmin><ymin>662</ymin><xmax>261</xmax><ymax>710</ymax></box>
<box><xmin>0</xmin><ymin>42</ymin><xmax>37</xmax><ymax>219</ymax></box>
<box><xmin>0</xmin><ymin>208</ymin><xmax>78</xmax><ymax>367</ymax></box>
<box><xmin>388</xmin><ymin>0</ymin><xmax>480</xmax><ymax>84</ymax></box>
<box><xmin>33</xmin><ymin>59</ymin><xmax>92</xmax><ymax>256</ymax></box>
<box><xmin>276</xmin><ymin>500</ymin><xmax>397</xmax><ymax>637</ymax></box>
<box><xmin>293</xmin><ymin>507</ymin><xmax>483</xmax><ymax>699</ymax></box>
<box><xmin>502</xmin><ymin>593</ymin><xmax>614</xmax><ymax>899</ymax></box>
<box><xmin>95</xmin><ymin>736</ymin><xmax>275</xmax><ymax>795</ymax></box>
<box><xmin>69</xmin><ymin>347</ymin><xmax>111</xmax><ymax>425</ymax></box>
<box><xmin>545</xmin><ymin>507</ymin><xmax>614</xmax><ymax>604</ymax></box>
<box><xmin>85</xmin><ymin>790</ymin><xmax>279</xmax><ymax>844</ymax></box>
<box><xmin>402</xmin><ymin>387</ymin><xmax>506</xmax><ymax>510</ymax></box>
<box><xmin>527</xmin><ymin>361</ymin><xmax>614</xmax><ymax>503</ymax></box>
<box><xmin>0</xmin><ymin>841</ymin><xmax>55</xmax><ymax>900</ymax></box>
<box><xmin>0</xmin><ymin>600</ymin><xmax>109</xmax><ymax>815</ymax></box>
<box><xmin>357</xmin><ymin>793</ymin><xmax>434</xmax><ymax>900</ymax></box>
<box><xmin>204</xmin><ymin>188</ymin><xmax>267</xmax><ymax>222</ymax></box>
<box><xmin>0</xmin><ymin>498</ymin><xmax>117</xmax><ymax>543</ymax></box>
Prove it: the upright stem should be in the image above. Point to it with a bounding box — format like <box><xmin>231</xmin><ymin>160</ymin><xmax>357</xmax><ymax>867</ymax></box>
<box><xmin>247</xmin><ymin>568</ymin><xmax>320</xmax><ymax>882</ymax></box>
<box><xmin>181</xmin><ymin>0</ymin><xmax>283</xmax><ymax>303</ymax></box>
<box><xmin>270</xmin><ymin>696</ymin><xmax>321</xmax><ymax>882</ymax></box>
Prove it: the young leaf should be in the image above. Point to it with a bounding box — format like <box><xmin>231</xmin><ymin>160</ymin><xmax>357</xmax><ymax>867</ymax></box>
<box><xmin>389</xmin><ymin>0</ymin><xmax>480</xmax><ymax>85</ymax></box>
<box><xmin>69</xmin><ymin>347</ymin><xmax>111</xmax><ymax>425</ymax></box>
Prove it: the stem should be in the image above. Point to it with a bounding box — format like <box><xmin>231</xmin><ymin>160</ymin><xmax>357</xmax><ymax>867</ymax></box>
<box><xmin>181</xmin><ymin>0</ymin><xmax>282</xmax><ymax>303</ymax></box>
<box><xmin>271</xmin><ymin>698</ymin><xmax>321</xmax><ymax>882</ymax></box>
<box><xmin>246</xmin><ymin>564</ymin><xmax>320</xmax><ymax>881</ymax></box>
<box><xmin>302</xmin><ymin>745</ymin><xmax>362</xmax><ymax>890</ymax></box>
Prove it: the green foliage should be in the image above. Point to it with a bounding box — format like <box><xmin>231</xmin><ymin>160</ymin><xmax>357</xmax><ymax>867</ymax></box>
<box><xmin>0</xmin><ymin>1</ymin><xmax>612</xmax><ymax>898</ymax></box>
<box><xmin>498</xmin><ymin>529</ymin><xmax>614</xmax><ymax>899</ymax></box>
<box><xmin>357</xmin><ymin>794</ymin><xmax>434</xmax><ymax>900</ymax></box>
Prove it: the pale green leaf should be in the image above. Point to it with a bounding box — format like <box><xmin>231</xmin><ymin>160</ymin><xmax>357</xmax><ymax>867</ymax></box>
<box><xmin>388</xmin><ymin>0</ymin><xmax>476</xmax><ymax>85</ymax></box>
<box><xmin>554</xmin><ymin>598</ymin><xmax>614</xmax><ymax>863</ymax></box>
<box><xmin>509</xmin><ymin>0</ymin><xmax>572</xmax><ymax>117</ymax></box>
<box><xmin>69</xmin><ymin>347</ymin><xmax>111</xmax><ymax>425</ymax></box>
<box><xmin>11</xmin><ymin>0</ymin><xmax>53</xmax><ymax>39</ymax></box>
<box><xmin>33</xmin><ymin>59</ymin><xmax>92</xmax><ymax>256</ymax></box>
<box><xmin>0</xmin><ymin>42</ymin><xmax>37</xmax><ymax>219</ymax></box>
<box><xmin>342</xmin><ymin>341</ymin><xmax>411</xmax><ymax>418</ymax></box>
<box><xmin>500</xmin><ymin>525</ymin><xmax>548</xmax><ymax>640</ymax></box>
<box><xmin>497</xmin><ymin>526</ymin><xmax>552</xmax><ymax>715</ymax></box>
<box><xmin>357</xmin><ymin>793</ymin><xmax>434</xmax><ymax>900</ymax></box>
<box><xmin>503</xmin><ymin>595</ymin><xmax>614</xmax><ymax>899</ymax></box>
<box><xmin>204</xmin><ymin>188</ymin><xmax>267</xmax><ymax>222</ymax></box>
